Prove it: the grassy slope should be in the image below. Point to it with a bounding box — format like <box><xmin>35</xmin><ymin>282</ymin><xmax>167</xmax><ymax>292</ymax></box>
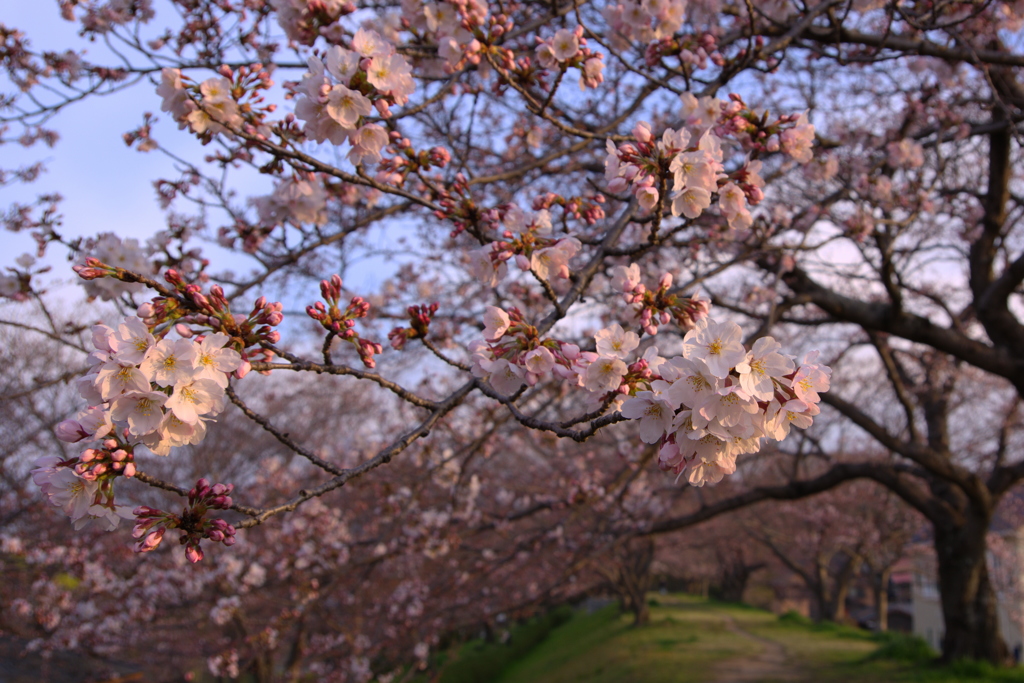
<box><xmin>479</xmin><ymin>595</ymin><xmax>1024</xmax><ymax>683</ymax></box>
<box><xmin>494</xmin><ymin>597</ymin><xmax>758</xmax><ymax>683</ymax></box>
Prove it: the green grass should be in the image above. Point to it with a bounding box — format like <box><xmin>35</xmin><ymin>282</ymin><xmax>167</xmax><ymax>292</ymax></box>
<box><xmin>419</xmin><ymin>606</ymin><xmax>575</xmax><ymax>683</ymax></box>
<box><xmin>419</xmin><ymin>595</ymin><xmax>1024</xmax><ymax>683</ymax></box>
<box><xmin>494</xmin><ymin>601</ymin><xmax>750</xmax><ymax>683</ymax></box>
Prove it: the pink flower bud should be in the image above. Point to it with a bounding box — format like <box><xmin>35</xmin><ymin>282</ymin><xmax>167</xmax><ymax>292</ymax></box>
<box><xmin>560</xmin><ymin>343</ymin><xmax>580</xmax><ymax>360</ymax></box>
<box><xmin>185</xmin><ymin>545</ymin><xmax>204</xmax><ymax>563</ymax></box>
<box><xmin>123</xmin><ymin>462</ymin><xmax>137</xmax><ymax>477</ymax></box>
<box><xmin>136</xmin><ymin>528</ymin><xmax>165</xmax><ymax>553</ymax></box>
<box><xmin>56</xmin><ymin>420</ymin><xmax>85</xmax><ymax>443</ymax></box>
<box><xmin>137</xmin><ymin>302</ymin><xmax>155</xmax><ymax>318</ymax></box>
<box><xmin>175</xmin><ymin>323</ymin><xmax>194</xmax><ymax>338</ymax></box>
<box><xmin>632</xmin><ymin>121</ymin><xmax>653</xmax><ymax>143</ymax></box>
<box><xmin>72</xmin><ymin>265</ymin><xmax>105</xmax><ymax>280</ymax></box>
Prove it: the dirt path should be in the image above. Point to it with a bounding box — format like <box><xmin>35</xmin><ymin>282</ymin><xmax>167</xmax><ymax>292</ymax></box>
<box><xmin>708</xmin><ymin>614</ymin><xmax>805</xmax><ymax>683</ymax></box>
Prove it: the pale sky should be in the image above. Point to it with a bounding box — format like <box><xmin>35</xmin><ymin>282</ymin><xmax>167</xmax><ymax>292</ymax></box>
<box><xmin>0</xmin><ymin>3</ymin><xmax>284</xmax><ymax>288</ymax></box>
<box><xmin>0</xmin><ymin>3</ymin><xmax>410</xmax><ymax>301</ymax></box>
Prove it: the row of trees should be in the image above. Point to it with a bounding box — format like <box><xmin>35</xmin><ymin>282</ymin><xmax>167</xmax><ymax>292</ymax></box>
<box><xmin>0</xmin><ymin>320</ymin><xmax>952</xmax><ymax>679</ymax></box>
<box><xmin>3</xmin><ymin>0</ymin><xmax>1024</xmax><ymax>676</ymax></box>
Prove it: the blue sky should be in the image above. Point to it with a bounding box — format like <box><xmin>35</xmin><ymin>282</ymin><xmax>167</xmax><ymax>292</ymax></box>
<box><xmin>2</xmin><ymin>5</ymin><xmax>185</xmax><ymax>271</ymax></box>
<box><xmin>1</xmin><ymin>4</ymin><xmax>410</xmax><ymax>304</ymax></box>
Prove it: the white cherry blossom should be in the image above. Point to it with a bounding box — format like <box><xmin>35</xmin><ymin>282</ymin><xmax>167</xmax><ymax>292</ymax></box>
<box><xmin>141</xmin><ymin>338</ymin><xmax>198</xmax><ymax>387</ymax></box>
<box><xmin>621</xmin><ymin>391</ymin><xmax>675</xmax><ymax>443</ymax></box>
<box><xmin>482</xmin><ymin>306</ymin><xmax>511</xmax><ymax>341</ymax></box>
<box><xmin>110</xmin><ymin>390</ymin><xmax>168</xmax><ymax>436</ymax></box>
<box><xmin>165</xmin><ymin>377</ymin><xmax>225</xmax><ymax>424</ymax></box>
<box><xmin>595</xmin><ymin>324</ymin><xmax>639</xmax><ymax>359</ymax></box>
<box><xmin>326</xmin><ymin>85</ymin><xmax>373</xmax><ymax>127</ymax></box>
<box><xmin>194</xmin><ymin>333</ymin><xmax>243</xmax><ymax>388</ymax></box>
<box><xmin>584</xmin><ymin>357</ymin><xmax>627</xmax><ymax>393</ymax></box>
<box><xmin>735</xmin><ymin>336</ymin><xmax>794</xmax><ymax>400</ymax></box>
<box><xmin>681</xmin><ymin>318</ymin><xmax>746</xmax><ymax>378</ymax></box>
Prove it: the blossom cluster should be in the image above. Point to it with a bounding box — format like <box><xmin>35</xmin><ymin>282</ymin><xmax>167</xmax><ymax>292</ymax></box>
<box><xmin>388</xmin><ymin>302</ymin><xmax>439</xmax><ymax>350</ymax></box>
<box><xmin>29</xmin><ymin>315</ymin><xmax>244</xmax><ymax>544</ymax></box>
<box><xmin>611</xmin><ymin>264</ymin><xmax>710</xmax><ymax>335</ymax></box>
<box><xmin>632</xmin><ymin>319</ymin><xmax>830</xmax><ymax>486</ymax></box>
<box><xmin>294</xmin><ymin>28</ymin><xmax>414</xmax><ymax>164</ymax></box>
<box><xmin>271</xmin><ymin>0</ymin><xmax>356</xmax><ymax>45</ymax></box>
<box><xmin>133</xmin><ymin>478</ymin><xmax>238</xmax><ymax>563</ymax></box>
<box><xmin>77</xmin><ymin>233</ymin><xmax>155</xmax><ymax>301</ymax></box>
<box><xmin>402</xmin><ymin>0</ymin><xmax>489</xmax><ymax>72</ymax></box>
<box><xmin>602</xmin><ymin>0</ymin><xmax>690</xmax><ymax>45</ymax></box>
<box><xmin>469</xmin><ymin>304</ymin><xmax>830</xmax><ymax>487</ymax></box>
<box><xmin>469</xmin><ymin>306</ymin><xmax>677</xmax><ymax>407</ymax></box>
<box><xmin>534</xmin><ymin>26</ymin><xmax>606</xmax><ymax>90</ymax></box>
<box><xmin>469</xmin><ymin>306</ymin><xmax>585</xmax><ymax>395</ymax></box>
<box><xmin>252</xmin><ymin>176</ymin><xmax>329</xmax><ymax>229</ymax></box>
<box><xmin>465</xmin><ymin>204</ymin><xmax>583</xmax><ymax>287</ymax></box>
<box><xmin>66</xmin><ymin>316</ymin><xmax>244</xmax><ymax>457</ymax></box>
<box><xmin>307</xmin><ymin>274</ymin><xmax>384</xmax><ymax>367</ymax></box>
<box><xmin>31</xmin><ymin>452</ymin><xmax>134</xmax><ymax>531</ymax></box>
<box><xmin>605</xmin><ymin>93</ymin><xmax>815</xmax><ymax>228</ymax></box>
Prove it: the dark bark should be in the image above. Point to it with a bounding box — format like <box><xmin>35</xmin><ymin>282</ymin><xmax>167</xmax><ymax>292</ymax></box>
<box><xmin>821</xmin><ymin>551</ymin><xmax>861</xmax><ymax>623</ymax></box>
<box><xmin>873</xmin><ymin>566</ymin><xmax>891</xmax><ymax>632</ymax></box>
<box><xmin>714</xmin><ymin>553</ymin><xmax>765</xmax><ymax>604</ymax></box>
<box><xmin>600</xmin><ymin>538</ymin><xmax>655</xmax><ymax>627</ymax></box>
<box><xmin>935</xmin><ymin>510</ymin><xmax>1011</xmax><ymax>664</ymax></box>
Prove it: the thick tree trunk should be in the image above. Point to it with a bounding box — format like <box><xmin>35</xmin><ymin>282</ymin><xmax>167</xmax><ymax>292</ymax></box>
<box><xmin>715</xmin><ymin>558</ymin><xmax>765</xmax><ymax>603</ymax></box>
<box><xmin>604</xmin><ymin>538</ymin><xmax>654</xmax><ymax>627</ymax></box>
<box><xmin>810</xmin><ymin>564</ymin><xmax>829</xmax><ymax>622</ymax></box>
<box><xmin>630</xmin><ymin>594</ymin><xmax>650</xmax><ymax>627</ymax></box>
<box><xmin>614</xmin><ymin>575</ymin><xmax>650</xmax><ymax>626</ymax></box>
<box><xmin>873</xmin><ymin>567</ymin><xmax>891</xmax><ymax>632</ymax></box>
<box><xmin>823</xmin><ymin>552</ymin><xmax>860</xmax><ymax>623</ymax></box>
<box><xmin>935</xmin><ymin>514</ymin><xmax>1011</xmax><ymax>664</ymax></box>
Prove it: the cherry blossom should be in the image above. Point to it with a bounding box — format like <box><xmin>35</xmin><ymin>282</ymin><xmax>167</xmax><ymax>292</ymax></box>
<box><xmin>681</xmin><ymin>319</ymin><xmax>747</xmax><ymax>379</ymax></box>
